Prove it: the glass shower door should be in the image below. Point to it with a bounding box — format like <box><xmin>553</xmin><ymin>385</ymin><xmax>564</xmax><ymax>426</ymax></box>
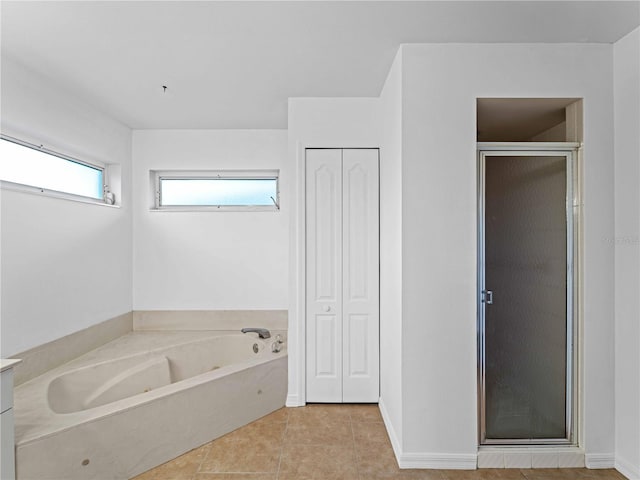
<box><xmin>479</xmin><ymin>148</ymin><xmax>574</xmax><ymax>444</ymax></box>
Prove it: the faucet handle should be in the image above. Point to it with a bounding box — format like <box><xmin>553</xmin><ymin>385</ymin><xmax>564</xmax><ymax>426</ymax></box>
<box><xmin>271</xmin><ymin>334</ymin><xmax>285</xmax><ymax>353</ymax></box>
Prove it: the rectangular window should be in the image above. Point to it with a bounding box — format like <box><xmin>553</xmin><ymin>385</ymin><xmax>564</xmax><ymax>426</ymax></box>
<box><xmin>0</xmin><ymin>135</ymin><xmax>105</xmax><ymax>201</ymax></box>
<box><xmin>154</xmin><ymin>170</ymin><xmax>279</xmax><ymax>210</ymax></box>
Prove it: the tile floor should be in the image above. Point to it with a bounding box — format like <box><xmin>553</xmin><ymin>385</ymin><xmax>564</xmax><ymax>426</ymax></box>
<box><xmin>131</xmin><ymin>404</ymin><xmax>628</xmax><ymax>480</ymax></box>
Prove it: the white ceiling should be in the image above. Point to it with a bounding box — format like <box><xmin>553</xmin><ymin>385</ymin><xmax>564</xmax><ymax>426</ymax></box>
<box><xmin>2</xmin><ymin>1</ymin><xmax>639</xmax><ymax>129</ymax></box>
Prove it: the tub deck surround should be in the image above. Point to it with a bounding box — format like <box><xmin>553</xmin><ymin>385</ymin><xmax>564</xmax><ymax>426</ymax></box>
<box><xmin>0</xmin><ymin>358</ymin><xmax>22</xmax><ymax>374</ymax></box>
<box><xmin>133</xmin><ymin>310</ymin><xmax>288</xmax><ymax>331</ymax></box>
<box><xmin>1</xmin><ymin>359</ymin><xmax>21</xmax><ymax>480</ymax></box>
<box><xmin>11</xmin><ymin>312</ymin><xmax>133</xmax><ymax>386</ymax></box>
<box><xmin>13</xmin><ymin>331</ymin><xmax>287</xmax><ymax>480</ymax></box>
<box><xmin>11</xmin><ymin>310</ymin><xmax>287</xmax><ymax>387</ymax></box>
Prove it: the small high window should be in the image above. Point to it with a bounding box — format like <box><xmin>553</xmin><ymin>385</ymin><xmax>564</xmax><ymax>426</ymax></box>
<box><xmin>153</xmin><ymin>170</ymin><xmax>279</xmax><ymax>211</ymax></box>
<box><xmin>0</xmin><ymin>135</ymin><xmax>106</xmax><ymax>201</ymax></box>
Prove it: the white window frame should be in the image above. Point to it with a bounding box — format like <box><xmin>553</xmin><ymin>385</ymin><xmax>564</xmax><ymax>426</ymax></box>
<box><xmin>0</xmin><ymin>134</ymin><xmax>114</xmax><ymax>207</ymax></box>
<box><xmin>151</xmin><ymin>169</ymin><xmax>280</xmax><ymax>212</ymax></box>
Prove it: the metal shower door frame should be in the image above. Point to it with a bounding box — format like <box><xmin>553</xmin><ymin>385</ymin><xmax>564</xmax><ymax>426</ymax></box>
<box><xmin>477</xmin><ymin>142</ymin><xmax>579</xmax><ymax>446</ymax></box>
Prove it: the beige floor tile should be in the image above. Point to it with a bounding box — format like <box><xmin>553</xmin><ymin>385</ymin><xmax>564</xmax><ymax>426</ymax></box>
<box><xmin>199</xmin><ymin>442</ymin><xmax>280</xmax><ymax>473</ymax></box>
<box><xmin>353</xmin><ymin>421</ymin><xmax>393</xmax><ymax>445</ymax></box>
<box><xmin>214</xmin><ymin>420</ymin><xmax>286</xmax><ymax>447</ymax></box>
<box><xmin>133</xmin><ymin>470</ymin><xmax>194</xmax><ymax>480</ymax></box>
<box><xmin>521</xmin><ymin>469</ymin><xmax>628</xmax><ymax>480</ymax></box>
<box><xmin>284</xmin><ymin>422</ymin><xmax>354</xmax><ymax>446</ymax></box>
<box><xmin>288</xmin><ymin>404</ymin><xmax>352</xmax><ymax>427</ymax></box>
<box><xmin>132</xmin><ymin>444</ymin><xmax>210</xmax><ymax>480</ymax></box>
<box><xmin>194</xmin><ymin>474</ymin><xmax>276</xmax><ymax>480</ymax></box>
<box><xmin>355</xmin><ymin>440</ymin><xmax>401</xmax><ymax>474</ymax></box>
<box><xmin>361</xmin><ymin>470</ymin><xmax>446</xmax><ymax>479</ymax></box>
<box><xmin>347</xmin><ymin>404</ymin><xmax>384</xmax><ymax>423</ymax></box>
<box><xmin>441</xmin><ymin>469</ymin><xmax>527</xmax><ymax>480</ymax></box>
<box><xmin>279</xmin><ymin>444</ymin><xmax>359</xmax><ymax>480</ymax></box>
<box><xmin>129</xmin><ymin>405</ymin><xmax>629</xmax><ymax>480</ymax></box>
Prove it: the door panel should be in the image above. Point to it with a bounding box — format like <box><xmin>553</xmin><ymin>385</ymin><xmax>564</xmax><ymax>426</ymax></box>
<box><xmin>314</xmin><ymin>164</ymin><xmax>340</xmax><ymax>303</ymax></box>
<box><xmin>347</xmin><ymin>314</ymin><xmax>369</xmax><ymax>375</ymax></box>
<box><xmin>345</xmin><ymin>162</ymin><xmax>370</xmax><ymax>300</ymax></box>
<box><xmin>481</xmin><ymin>152</ymin><xmax>571</xmax><ymax>443</ymax></box>
<box><xmin>315</xmin><ymin>314</ymin><xmax>339</xmax><ymax>376</ymax></box>
<box><xmin>306</xmin><ymin>149</ymin><xmax>343</xmax><ymax>402</ymax></box>
<box><xmin>306</xmin><ymin>148</ymin><xmax>380</xmax><ymax>403</ymax></box>
<box><xmin>342</xmin><ymin>149</ymin><xmax>379</xmax><ymax>403</ymax></box>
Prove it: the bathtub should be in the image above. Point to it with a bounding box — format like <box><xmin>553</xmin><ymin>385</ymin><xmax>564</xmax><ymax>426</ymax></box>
<box><xmin>13</xmin><ymin>331</ymin><xmax>287</xmax><ymax>480</ymax></box>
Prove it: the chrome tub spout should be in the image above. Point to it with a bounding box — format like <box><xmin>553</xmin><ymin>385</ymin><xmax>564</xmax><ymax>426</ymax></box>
<box><xmin>241</xmin><ymin>327</ymin><xmax>271</xmax><ymax>339</ymax></box>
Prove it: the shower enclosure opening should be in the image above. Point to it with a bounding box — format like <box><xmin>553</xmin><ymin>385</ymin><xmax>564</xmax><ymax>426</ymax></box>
<box><xmin>476</xmin><ymin>98</ymin><xmax>582</xmax><ymax>446</ymax></box>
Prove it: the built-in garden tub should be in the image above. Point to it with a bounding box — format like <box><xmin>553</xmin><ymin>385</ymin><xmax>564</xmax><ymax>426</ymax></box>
<box><xmin>13</xmin><ymin>331</ymin><xmax>287</xmax><ymax>480</ymax></box>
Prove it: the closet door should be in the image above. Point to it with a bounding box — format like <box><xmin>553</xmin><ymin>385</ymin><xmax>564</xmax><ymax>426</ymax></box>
<box><xmin>342</xmin><ymin>149</ymin><xmax>379</xmax><ymax>402</ymax></box>
<box><xmin>306</xmin><ymin>149</ymin><xmax>343</xmax><ymax>402</ymax></box>
<box><xmin>306</xmin><ymin>148</ymin><xmax>379</xmax><ymax>403</ymax></box>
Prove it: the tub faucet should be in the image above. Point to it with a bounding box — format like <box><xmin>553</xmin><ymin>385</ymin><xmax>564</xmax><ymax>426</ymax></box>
<box><xmin>241</xmin><ymin>327</ymin><xmax>271</xmax><ymax>339</ymax></box>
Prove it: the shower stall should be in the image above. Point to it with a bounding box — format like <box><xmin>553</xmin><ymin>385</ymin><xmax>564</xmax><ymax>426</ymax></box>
<box><xmin>477</xmin><ymin>143</ymin><xmax>578</xmax><ymax>445</ymax></box>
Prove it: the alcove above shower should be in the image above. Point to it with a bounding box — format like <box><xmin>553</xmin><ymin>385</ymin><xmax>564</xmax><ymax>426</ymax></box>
<box><xmin>477</xmin><ymin>98</ymin><xmax>583</xmax><ymax>143</ymax></box>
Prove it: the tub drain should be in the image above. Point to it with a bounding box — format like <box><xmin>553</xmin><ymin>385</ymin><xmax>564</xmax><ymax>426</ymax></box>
<box><xmin>253</xmin><ymin>343</ymin><xmax>259</xmax><ymax>353</ymax></box>
<box><xmin>81</xmin><ymin>459</ymin><xmax>90</xmax><ymax>466</ymax></box>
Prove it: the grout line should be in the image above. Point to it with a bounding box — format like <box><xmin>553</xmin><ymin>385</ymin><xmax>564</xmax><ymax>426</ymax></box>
<box><xmin>350</xmin><ymin>410</ymin><xmax>362</xmax><ymax>480</ymax></box>
<box><xmin>275</xmin><ymin>408</ymin><xmax>289</xmax><ymax>480</ymax></box>
<box><xmin>195</xmin><ymin>441</ymin><xmax>213</xmax><ymax>474</ymax></box>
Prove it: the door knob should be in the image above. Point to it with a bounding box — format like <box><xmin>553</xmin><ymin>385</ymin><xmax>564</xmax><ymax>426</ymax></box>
<box><xmin>323</xmin><ymin>305</ymin><xmax>331</xmax><ymax>312</ymax></box>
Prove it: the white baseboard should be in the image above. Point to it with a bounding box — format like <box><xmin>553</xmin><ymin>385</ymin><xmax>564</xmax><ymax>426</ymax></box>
<box><xmin>378</xmin><ymin>397</ymin><xmax>477</xmax><ymax>470</ymax></box>
<box><xmin>586</xmin><ymin>453</ymin><xmax>615</xmax><ymax>469</ymax></box>
<box><xmin>616</xmin><ymin>456</ymin><xmax>640</xmax><ymax>480</ymax></box>
<box><xmin>400</xmin><ymin>453</ymin><xmax>478</xmax><ymax>470</ymax></box>
<box><xmin>285</xmin><ymin>393</ymin><xmax>304</xmax><ymax>407</ymax></box>
<box><xmin>378</xmin><ymin>397</ymin><xmax>403</xmax><ymax>461</ymax></box>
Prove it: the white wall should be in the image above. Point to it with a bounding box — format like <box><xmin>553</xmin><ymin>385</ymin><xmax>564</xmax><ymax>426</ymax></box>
<box><xmin>379</xmin><ymin>51</ymin><xmax>404</xmax><ymax>452</ymax></box>
<box><xmin>0</xmin><ymin>56</ymin><xmax>132</xmax><ymax>357</ymax></box>
<box><xmin>614</xmin><ymin>26</ymin><xmax>640</xmax><ymax>480</ymax></box>
<box><xmin>132</xmin><ymin>130</ymin><xmax>288</xmax><ymax>310</ymax></box>
<box><xmin>400</xmin><ymin>43</ymin><xmax>614</xmax><ymax>460</ymax></box>
<box><xmin>286</xmin><ymin>97</ymin><xmax>380</xmax><ymax>406</ymax></box>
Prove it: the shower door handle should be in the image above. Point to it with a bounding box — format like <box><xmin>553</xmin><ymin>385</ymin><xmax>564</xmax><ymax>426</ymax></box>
<box><xmin>483</xmin><ymin>290</ymin><xmax>494</xmax><ymax>305</ymax></box>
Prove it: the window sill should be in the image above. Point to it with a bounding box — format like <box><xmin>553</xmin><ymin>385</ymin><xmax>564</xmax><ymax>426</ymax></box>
<box><xmin>1</xmin><ymin>180</ymin><xmax>120</xmax><ymax>208</ymax></box>
<box><xmin>149</xmin><ymin>206</ymin><xmax>278</xmax><ymax>213</ymax></box>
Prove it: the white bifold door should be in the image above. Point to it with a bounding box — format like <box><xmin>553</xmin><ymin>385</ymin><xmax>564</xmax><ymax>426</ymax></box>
<box><xmin>305</xmin><ymin>148</ymin><xmax>379</xmax><ymax>403</ymax></box>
